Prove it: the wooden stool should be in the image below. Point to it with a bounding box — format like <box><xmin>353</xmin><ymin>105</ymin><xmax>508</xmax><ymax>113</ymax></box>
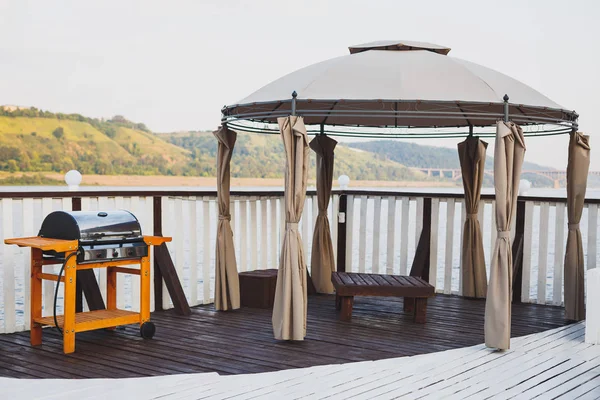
<box><xmin>239</xmin><ymin>269</ymin><xmax>278</xmax><ymax>309</ymax></box>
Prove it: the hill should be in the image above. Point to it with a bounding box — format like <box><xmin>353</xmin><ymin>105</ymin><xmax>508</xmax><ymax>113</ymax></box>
<box><xmin>0</xmin><ymin>107</ymin><xmax>561</xmax><ymax>187</ymax></box>
<box><xmin>0</xmin><ymin>108</ymin><xmax>192</xmax><ymax>176</ymax></box>
<box><xmin>348</xmin><ymin>140</ymin><xmax>555</xmax><ymax>187</ymax></box>
<box><xmin>0</xmin><ymin>108</ymin><xmax>431</xmax><ymax>183</ymax></box>
<box><xmin>162</xmin><ymin>131</ymin><xmax>430</xmax><ymax>181</ymax></box>
<box><xmin>348</xmin><ymin>140</ymin><xmax>548</xmax><ymax>170</ymax></box>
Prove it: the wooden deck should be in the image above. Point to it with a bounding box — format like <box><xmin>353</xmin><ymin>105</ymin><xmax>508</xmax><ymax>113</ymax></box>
<box><xmin>0</xmin><ymin>294</ymin><xmax>570</xmax><ymax>379</ymax></box>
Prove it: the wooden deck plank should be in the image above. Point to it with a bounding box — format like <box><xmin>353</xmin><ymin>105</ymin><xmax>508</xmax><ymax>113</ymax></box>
<box><xmin>0</xmin><ymin>294</ymin><xmax>569</xmax><ymax>379</ymax></box>
<box><xmin>0</xmin><ymin>324</ymin><xmax>593</xmax><ymax>400</ymax></box>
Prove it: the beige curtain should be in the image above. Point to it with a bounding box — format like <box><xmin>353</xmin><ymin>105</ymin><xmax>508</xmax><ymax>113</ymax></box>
<box><xmin>484</xmin><ymin>121</ymin><xmax>525</xmax><ymax>350</ymax></box>
<box><xmin>458</xmin><ymin>136</ymin><xmax>488</xmax><ymax>298</ymax></box>
<box><xmin>564</xmin><ymin>131</ymin><xmax>590</xmax><ymax>321</ymax></box>
<box><xmin>214</xmin><ymin>125</ymin><xmax>240</xmax><ymax>311</ymax></box>
<box><xmin>272</xmin><ymin>116</ymin><xmax>309</xmax><ymax>340</ymax></box>
<box><xmin>309</xmin><ymin>135</ymin><xmax>337</xmax><ymax>294</ymax></box>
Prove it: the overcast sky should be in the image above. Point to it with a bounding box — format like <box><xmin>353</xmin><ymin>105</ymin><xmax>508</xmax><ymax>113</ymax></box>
<box><xmin>0</xmin><ymin>0</ymin><xmax>598</xmax><ymax>169</ymax></box>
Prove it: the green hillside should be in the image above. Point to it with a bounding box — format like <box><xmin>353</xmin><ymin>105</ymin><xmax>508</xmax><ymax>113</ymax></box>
<box><xmin>348</xmin><ymin>140</ymin><xmax>547</xmax><ymax>171</ymax></box>
<box><xmin>162</xmin><ymin>131</ymin><xmax>430</xmax><ymax>181</ymax></box>
<box><xmin>0</xmin><ymin>108</ymin><xmax>431</xmax><ymax>183</ymax></box>
<box><xmin>0</xmin><ymin>109</ymin><xmax>191</xmax><ymax>176</ymax></box>
<box><xmin>0</xmin><ymin>107</ymin><xmax>560</xmax><ymax>187</ymax></box>
<box><xmin>348</xmin><ymin>140</ymin><xmax>555</xmax><ymax>187</ymax></box>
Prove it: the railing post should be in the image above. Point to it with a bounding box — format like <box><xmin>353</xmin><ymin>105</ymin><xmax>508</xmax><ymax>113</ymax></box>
<box><xmin>71</xmin><ymin>196</ymin><xmax>106</xmax><ymax>312</ymax></box>
<box><xmin>512</xmin><ymin>199</ymin><xmax>526</xmax><ymax>303</ymax></box>
<box><xmin>336</xmin><ymin>193</ymin><xmax>347</xmax><ymax>272</ymax></box>
<box><xmin>409</xmin><ymin>197</ymin><xmax>432</xmax><ymax>281</ymax></box>
<box><xmin>406</xmin><ymin>196</ymin><xmax>432</xmax><ymax>312</ymax></box>
<box><xmin>72</xmin><ymin>197</ymin><xmax>83</xmax><ymax>312</ymax></box>
<box><xmin>153</xmin><ymin>196</ymin><xmax>164</xmax><ymax>311</ymax></box>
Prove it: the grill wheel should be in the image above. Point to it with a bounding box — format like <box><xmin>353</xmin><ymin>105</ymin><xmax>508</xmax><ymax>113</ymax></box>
<box><xmin>140</xmin><ymin>322</ymin><xmax>156</xmax><ymax>339</ymax></box>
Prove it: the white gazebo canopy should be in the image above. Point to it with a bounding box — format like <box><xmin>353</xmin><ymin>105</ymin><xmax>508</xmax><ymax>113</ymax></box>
<box><xmin>223</xmin><ymin>41</ymin><xmax>577</xmax><ymax>137</ymax></box>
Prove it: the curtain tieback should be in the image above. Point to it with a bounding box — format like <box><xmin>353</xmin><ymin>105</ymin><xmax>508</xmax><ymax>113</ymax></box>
<box><xmin>219</xmin><ymin>215</ymin><xmax>231</xmax><ymax>221</ymax></box>
<box><xmin>286</xmin><ymin>222</ymin><xmax>299</xmax><ymax>229</ymax></box>
<box><xmin>466</xmin><ymin>213</ymin><xmax>478</xmax><ymax>219</ymax></box>
<box><xmin>568</xmin><ymin>223</ymin><xmax>579</xmax><ymax>230</ymax></box>
<box><xmin>497</xmin><ymin>230</ymin><xmax>511</xmax><ymax>239</ymax></box>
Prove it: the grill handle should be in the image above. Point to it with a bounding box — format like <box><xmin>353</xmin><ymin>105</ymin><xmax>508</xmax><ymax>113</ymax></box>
<box><xmin>89</xmin><ymin>231</ymin><xmax>137</xmax><ymax>238</ymax></box>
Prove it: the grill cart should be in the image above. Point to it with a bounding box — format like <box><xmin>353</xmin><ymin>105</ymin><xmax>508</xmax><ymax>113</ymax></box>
<box><xmin>4</xmin><ymin>210</ymin><xmax>171</xmax><ymax>354</ymax></box>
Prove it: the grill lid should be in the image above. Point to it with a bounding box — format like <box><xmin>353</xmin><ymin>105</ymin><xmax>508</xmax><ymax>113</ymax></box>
<box><xmin>38</xmin><ymin>210</ymin><xmax>143</xmax><ymax>243</ymax></box>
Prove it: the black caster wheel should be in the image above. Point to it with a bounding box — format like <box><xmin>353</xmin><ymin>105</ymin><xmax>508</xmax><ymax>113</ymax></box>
<box><xmin>140</xmin><ymin>321</ymin><xmax>156</xmax><ymax>339</ymax></box>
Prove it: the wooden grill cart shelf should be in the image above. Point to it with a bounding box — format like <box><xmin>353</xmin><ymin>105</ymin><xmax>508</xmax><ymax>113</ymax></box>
<box><xmin>4</xmin><ymin>235</ymin><xmax>170</xmax><ymax>354</ymax></box>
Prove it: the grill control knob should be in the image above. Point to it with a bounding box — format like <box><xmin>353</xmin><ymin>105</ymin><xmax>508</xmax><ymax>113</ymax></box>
<box><xmin>127</xmin><ymin>249</ymin><xmax>134</xmax><ymax>256</ymax></box>
<box><xmin>112</xmin><ymin>250</ymin><xmax>119</xmax><ymax>258</ymax></box>
<box><xmin>96</xmin><ymin>252</ymin><xmax>102</xmax><ymax>258</ymax></box>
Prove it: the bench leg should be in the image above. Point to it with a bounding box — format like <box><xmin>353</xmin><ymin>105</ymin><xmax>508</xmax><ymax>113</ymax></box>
<box><xmin>335</xmin><ymin>294</ymin><xmax>341</xmax><ymax>311</ymax></box>
<box><xmin>404</xmin><ymin>297</ymin><xmax>415</xmax><ymax>313</ymax></box>
<box><xmin>414</xmin><ymin>298</ymin><xmax>427</xmax><ymax>324</ymax></box>
<box><xmin>339</xmin><ymin>296</ymin><xmax>354</xmax><ymax>322</ymax></box>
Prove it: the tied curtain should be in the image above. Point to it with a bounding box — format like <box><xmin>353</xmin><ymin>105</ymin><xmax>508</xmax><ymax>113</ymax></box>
<box><xmin>214</xmin><ymin>125</ymin><xmax>240</xmax><ymax>311</ymax></box>
<box><xmin>309</xmin><ymin>135</ymin><xmax>337</xmax><ymax>294</ymax></box>
<box><xmin>272</xmin><ymin>116</ymin><xmax>310</xmax><ymax>340</ymax></box>
<box><xmin>458</xmin><ymin>136</ymin><xmax>488</xmax><ymax>298</ymax></box>
<box><xmin>484</xmin><ymin>121</ymin><xmax>525</xmax><ymax>350</ymax></box>
<box><xmin>564</xmin><ymin>131</ymin><xmax>591</xmax><ymax>321</ymax></box>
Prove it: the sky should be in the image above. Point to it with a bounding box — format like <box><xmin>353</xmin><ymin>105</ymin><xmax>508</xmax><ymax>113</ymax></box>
<box><xmin>0</xmin><ymin>0</ymin><xmax>599</xmax><ymax>169</ymax></box>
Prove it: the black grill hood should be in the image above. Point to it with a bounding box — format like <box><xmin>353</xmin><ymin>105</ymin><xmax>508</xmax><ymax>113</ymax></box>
<box><xmin>38</xmin><ymin>210</ymin><xmax>143</xmax><ymax>243</ymax></box>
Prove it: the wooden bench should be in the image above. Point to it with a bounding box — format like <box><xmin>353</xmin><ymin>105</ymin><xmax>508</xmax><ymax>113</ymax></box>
<box><xmin>331</xmin><ymin>272</ymin><xmax>435</xmax><ymax>323</ymax></box>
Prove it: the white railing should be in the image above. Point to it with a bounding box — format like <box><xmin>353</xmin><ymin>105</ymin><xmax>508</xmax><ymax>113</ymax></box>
<box><xmin>342</xmin><ymin>193</ymin><xmax>599</xmax><ymax>305</ymax></box>
<box><xmin>0</xmin><ymin>191</ymin><xmax>323</xmax><ymax>334</ymax></box>
<box><xmin>0</xmin><ymin>189</ymin><xmax>598</xmax><ymax>335</ymax></box>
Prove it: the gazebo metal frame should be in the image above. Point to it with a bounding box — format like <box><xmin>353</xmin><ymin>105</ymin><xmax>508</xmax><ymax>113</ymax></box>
<box><xmin>222</xmin><ymin>93</ymin><xmax>578</xmax><ymax>138</ymax></box>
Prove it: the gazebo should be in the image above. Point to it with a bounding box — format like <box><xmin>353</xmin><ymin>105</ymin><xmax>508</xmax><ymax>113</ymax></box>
<box><xmin>213</xmin><ymin>40</ymin><xmax>589</xmax><ymax>350</ymax></box>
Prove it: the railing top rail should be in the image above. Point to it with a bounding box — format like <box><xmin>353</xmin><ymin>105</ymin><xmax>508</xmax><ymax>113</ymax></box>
<box><xmin>336</xmin><ymin>190</ymin><xmax>600</xmax><ymax>204</ymax></box>
<box><xmin>0</xmin><ymin>188</ymin><xmax>598</xmax><ymax>204</ymax></box>
<box><xmin>0</xmin><ymin>189</ymin><xmax>297</xmax><ymax>198</ymax></box>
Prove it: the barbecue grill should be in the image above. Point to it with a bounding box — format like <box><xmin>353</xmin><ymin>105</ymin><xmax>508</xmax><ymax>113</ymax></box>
<box><xmin>38</xmin><ymin>210</ymin><xmax>148</xmax><ymax>264</ymax></box>
<box><xmin>5</xmin><ymin>210</ymin><xmax>171</xmax><ymax>354</ymax></box>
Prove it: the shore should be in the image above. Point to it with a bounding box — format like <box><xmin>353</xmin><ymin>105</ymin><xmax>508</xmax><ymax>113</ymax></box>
<box><xmin>42</xmin><ymin>174</ymin><xmax>458</xmax><ymax>188</ymax></box>
<box><xmin>0</xmin><ymin>172</ymin><xmax>457</xmax><ymax>188</ymax></box>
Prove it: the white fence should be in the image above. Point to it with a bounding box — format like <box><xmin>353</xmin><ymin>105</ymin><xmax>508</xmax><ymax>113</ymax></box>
<box><xmin>342</xmin><ymin>194</ymin><xmax>600</xmax><ymax>305</ymax></box>
<box><xmin>0</xmin><ymin>190</ymin><xmax>598</xmax><ymax>334</ymax></box>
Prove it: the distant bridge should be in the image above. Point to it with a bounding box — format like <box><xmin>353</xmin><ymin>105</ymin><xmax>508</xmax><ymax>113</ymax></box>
<box><xmin>412</xmin><ymin>167</ymin><xmax>600</xmax><ymax>188</ymax></box>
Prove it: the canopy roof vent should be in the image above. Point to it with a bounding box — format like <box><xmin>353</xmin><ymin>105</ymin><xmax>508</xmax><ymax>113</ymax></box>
<box><xmin>348</xmin><ymin>40</ymin><xmax>451</xmax><ymax>55</ymax></box>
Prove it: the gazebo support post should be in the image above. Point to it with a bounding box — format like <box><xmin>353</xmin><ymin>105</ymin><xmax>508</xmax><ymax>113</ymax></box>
<box><xmin>214</xmin><ymin>123</ymin><xmax>241</xmax><ymax>311</ymax></box>
<box><xmin>289</xmin><ymin>90</ymin><xmax>317</xmax><ymax>295</ymax></box>
<box><xmin>501</xmin><ymin>92</ymin><xmax>528</xmax><ymax>304</ymax></box>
